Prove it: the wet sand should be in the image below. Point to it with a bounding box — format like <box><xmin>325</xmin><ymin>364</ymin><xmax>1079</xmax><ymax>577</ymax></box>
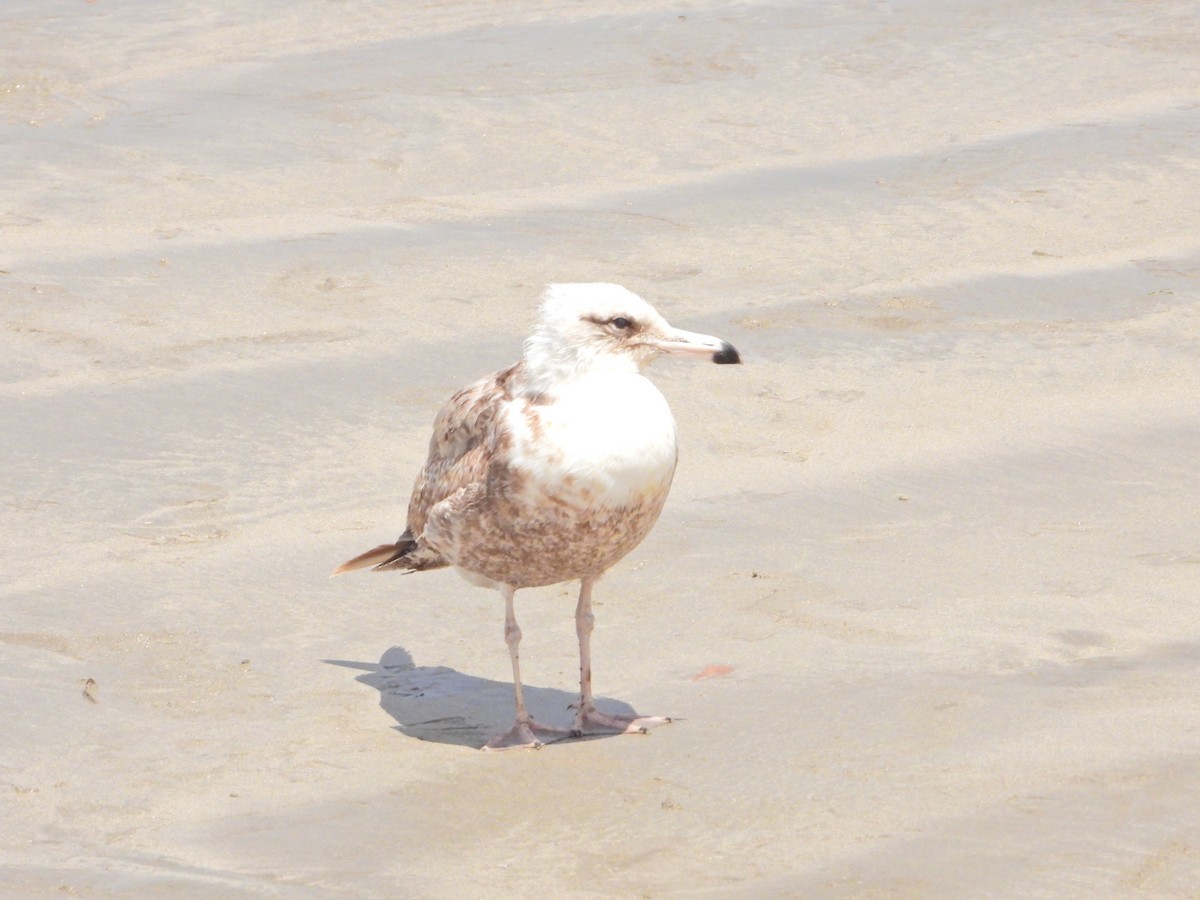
<box><xmin>3</xmin><ymin>1</ymin><xmax>1199</xmax><ymax>895</ymax></box>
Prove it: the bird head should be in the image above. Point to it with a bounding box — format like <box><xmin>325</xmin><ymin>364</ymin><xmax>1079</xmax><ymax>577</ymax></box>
<box><xmin>522</xmin><ymin>283</ymin><xmax>740</xmax><ymax>395</ymax></box>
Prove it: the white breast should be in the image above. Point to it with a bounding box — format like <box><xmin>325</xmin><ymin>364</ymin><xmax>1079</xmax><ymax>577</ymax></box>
<box><xmin>507</xmin><ymin>373</ymin><xmax>678</xmax><ymax>506</ymax></box>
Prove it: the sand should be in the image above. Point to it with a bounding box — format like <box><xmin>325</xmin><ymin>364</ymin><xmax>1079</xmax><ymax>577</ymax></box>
<box><xmin>3</xmin><ymin>0</ymin><xmax>1199</xmax><ymax>896</ymax></box>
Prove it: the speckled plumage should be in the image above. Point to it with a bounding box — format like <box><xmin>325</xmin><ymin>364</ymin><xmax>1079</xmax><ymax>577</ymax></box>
<box><xmin>335</xmin><ymin>283</ymin><xmax>740</xmax><ymax>749</ymax></box>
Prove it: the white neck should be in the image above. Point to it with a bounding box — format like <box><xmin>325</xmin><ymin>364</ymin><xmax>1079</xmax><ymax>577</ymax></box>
<box><xmin>520</xmin><ymin>333</ymin><xmax>643</xmax><ymax>399</ymax></box>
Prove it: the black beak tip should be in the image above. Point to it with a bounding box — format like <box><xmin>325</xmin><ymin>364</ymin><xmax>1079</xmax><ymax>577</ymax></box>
<box><xmin>712</xmin><ymin>342</ymin><xmax>742</xmax><ymax>365</ymax></box>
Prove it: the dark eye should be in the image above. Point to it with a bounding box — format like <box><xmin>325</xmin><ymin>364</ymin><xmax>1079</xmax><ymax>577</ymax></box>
<box><xmin>610</xmin><ymin>317</ymin><xmax>632</xmax><ymax>330</ymax></box>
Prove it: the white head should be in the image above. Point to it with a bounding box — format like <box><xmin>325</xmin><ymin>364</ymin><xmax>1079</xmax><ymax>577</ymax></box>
<box><xmin>521</xmin><ymin>283</ymin><xmax>740</xmax><ymax>396</ymax></box>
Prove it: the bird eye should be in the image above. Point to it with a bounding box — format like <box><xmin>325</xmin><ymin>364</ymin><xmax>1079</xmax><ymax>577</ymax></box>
<box><xmin>610</xmin><ymin>317</ymin><xmax>632</xmax><ymax>330</ymax></box>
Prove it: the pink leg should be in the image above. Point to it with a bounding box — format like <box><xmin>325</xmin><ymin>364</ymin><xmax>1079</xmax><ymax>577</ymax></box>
<box><xmin>570</xmin><ymin>578</ymin><xmax>671</xmax><ymax>737</ymax></box>
<box><xmin>484</xmin><ymin>586</ymin><xmax>569</xmax><ymax>751</ymax></box>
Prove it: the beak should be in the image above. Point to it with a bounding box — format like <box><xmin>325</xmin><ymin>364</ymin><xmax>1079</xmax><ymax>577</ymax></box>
<box><xmin>654</xmin><ymin>327</ymin><xmax>742</xmax><ymax>365</ymax></box>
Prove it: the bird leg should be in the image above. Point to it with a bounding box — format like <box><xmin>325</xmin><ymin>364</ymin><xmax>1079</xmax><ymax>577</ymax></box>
<box><xmin>570</xmin><ymin>578</ymin><xmax>671</xmax><ymax>737</ymax></box>
<box><xmin>484</xmin><ymin>586</ymin><xmax>569</xmax><ymax>751</ymax></box>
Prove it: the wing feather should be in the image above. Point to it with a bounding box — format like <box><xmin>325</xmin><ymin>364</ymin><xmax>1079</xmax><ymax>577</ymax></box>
<box><xmin>333</xmin><ymin>362</ymin><xmax>523</xmax><ymax>576</ymax></box>
<box><xmin>404</xmin><ymin>362</ymin><xmax>521</xmax><ymax>539</ymax></box>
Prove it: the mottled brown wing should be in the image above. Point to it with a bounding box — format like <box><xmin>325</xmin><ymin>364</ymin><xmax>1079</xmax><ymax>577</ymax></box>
<box><xmin>404</xmin><ymin>362</ymin><xmax>520</xmax><ymax>539</ymax></box>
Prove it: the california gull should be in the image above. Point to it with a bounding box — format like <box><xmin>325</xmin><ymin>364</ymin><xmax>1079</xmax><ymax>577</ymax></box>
<box><xmin>335</xmin><ymin>283</ymin><xmax>741</xmax><ymax>749</ymax></box>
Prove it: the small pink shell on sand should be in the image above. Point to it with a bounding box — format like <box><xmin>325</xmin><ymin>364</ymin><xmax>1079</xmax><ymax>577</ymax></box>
<box><xmin>691</xmin><ymin>664</ymin><xmax>735</xmax><ymax>682</ymax></box>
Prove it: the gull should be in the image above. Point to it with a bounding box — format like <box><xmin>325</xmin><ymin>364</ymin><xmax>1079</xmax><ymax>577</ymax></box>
<box><xmin>335</xmin><ymin>283</ymin><xmax>741</xmax><ymax>749</ymax></box>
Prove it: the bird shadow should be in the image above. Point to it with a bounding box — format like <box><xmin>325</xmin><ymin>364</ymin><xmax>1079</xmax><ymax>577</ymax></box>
<box><xmin>324</xmin><ymin>646</ymin><xmax>644</xmax><ymax>749</ymax></box>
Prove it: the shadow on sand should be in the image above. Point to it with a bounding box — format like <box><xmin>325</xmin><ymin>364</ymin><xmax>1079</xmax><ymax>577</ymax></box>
<box><xmin>325</xmin><ymin>646</ymin><xmax>646</xmax><ymax>749</ymax></box>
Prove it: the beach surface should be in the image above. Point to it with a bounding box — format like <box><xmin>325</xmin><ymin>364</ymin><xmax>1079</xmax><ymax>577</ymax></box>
<box><xmin>3</xmin><ymin>1</ymin><xmax>1199</xmax><ymax>895</ymax></box>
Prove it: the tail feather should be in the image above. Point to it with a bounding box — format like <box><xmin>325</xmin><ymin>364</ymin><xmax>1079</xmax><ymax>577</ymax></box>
<box><xmin>332</xmin><ymin>540</ymin><xmax>415</xmax><ymax>575</ymax></box>
<box><xmin>374</xmin><ymin>543</ymin><xmax>447</xmax><ymax>572</ymax></box>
